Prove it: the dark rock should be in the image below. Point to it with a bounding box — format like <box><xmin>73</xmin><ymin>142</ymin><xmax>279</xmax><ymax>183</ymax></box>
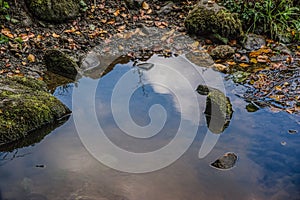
<box><xmin>184</xmin><ymin>0</ymin><xmax>243</xmax><ymax>40</ymax></box>
<box><xmin>243</xmin><ymin>34</ymin><xmax>266</xmax><ymax>51</ymax></box>
<box><xmin>210</xmin><ymin>45</ymin><xmax>235</xmax><ymax>60</ymax></box>
<box><xmin>25</xmin><ymin>0</ymin><xmax>82</xmax><ymax>23</ymax></box>
<box><xmin>44</xmin><ymin>49</ymin><xmax>79</xmax><ymax>79</ymax></box>
<box><xmin>0</xmin><ymin>77</ymin><xmax>70</xmax><ymax>146</ymax></box>
<box><xmin>124</xmin><ymin>0</ymin><xmax>143</xmax><ymax>9</ymax></box>
<box><xmin>211</xmin><ymin>152</ymin><xmax>237</xmax><ymax>170</ymax></box>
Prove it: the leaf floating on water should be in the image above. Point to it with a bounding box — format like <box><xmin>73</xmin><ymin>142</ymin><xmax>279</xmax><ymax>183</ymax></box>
<box><xmin>211</xmin><ymin>152</ymin><xmax>237</xmax><ymax>170</ymax></box>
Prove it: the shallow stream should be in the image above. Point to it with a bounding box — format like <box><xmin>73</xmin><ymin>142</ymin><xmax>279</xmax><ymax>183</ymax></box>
<box><xmin>0</xmin><ymin>54</ymin><xmax>299</xmax><ymax>200</ymax></box>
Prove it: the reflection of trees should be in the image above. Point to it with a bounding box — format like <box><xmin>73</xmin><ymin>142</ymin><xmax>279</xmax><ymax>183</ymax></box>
<box><xmin>197</xmin><ymin>85</ymin><xmax>233</xmax><ymax>134</ymax></box>
<box><xmin>0</xmin><ymin>150</ymin><xmax>31</xmax><ymax>167</ymax></box>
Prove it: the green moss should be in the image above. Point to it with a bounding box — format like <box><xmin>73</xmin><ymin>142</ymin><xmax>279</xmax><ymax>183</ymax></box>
<box><xmin>185</xmin><ymin>5</ymin><xmax>243</xmax><ymax>39</ymax></box>
<box><xmin>204</xmin><ymin>89</ymin><xmax>233</xmax><ymax>134</ymax></box>
<box><xmin>26</xmin><ymin>0</ymin><xmax>81</xmax><ymax>22</ymax></box>
<box><xmin>0</xmin><ymin>77</ymin><xmax>70</xmax><ymax>145</ymax></box>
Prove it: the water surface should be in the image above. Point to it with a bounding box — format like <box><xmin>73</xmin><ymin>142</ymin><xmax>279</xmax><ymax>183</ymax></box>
<box><xmin>0</xmin><ymin>55</ymin><xmax>299</xmax><ymax>200</ymax></box>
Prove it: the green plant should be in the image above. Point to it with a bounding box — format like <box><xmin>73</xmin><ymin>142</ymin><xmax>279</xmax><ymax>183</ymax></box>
<box><xmin>0</xmin><ymin>0</ymin><xmax>10</xmax><ymax>21</ymax></box>
<box><xmin>218</xmin><ymin>0</ymin><xmax>300</xmax><ymax>42</ymax></box>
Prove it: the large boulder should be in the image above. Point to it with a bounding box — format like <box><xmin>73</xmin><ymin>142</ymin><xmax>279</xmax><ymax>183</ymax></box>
<box><xmin>25</xmin><ymin>0</ymin><xmax>84</xmax><ymax>23</ymax></box>
<box><xmin>184</xmin><ymin>0</ymin><xmax>243</xmax><ymax>40</ymax></box>
<box><xmin>0</xmin><ymin>77</ymin><xmax>70</xmax><ymax>145</ymax></box>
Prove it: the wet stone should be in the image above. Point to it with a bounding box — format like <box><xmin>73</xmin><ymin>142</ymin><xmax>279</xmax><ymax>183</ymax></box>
<box><xmin>211</xmin><ymin>152</ymin><xmax>237</xmax><ymax>170</ymax></box>
<box><xmin>243</xmin><ymin>34</ymin><xmax>266</xmax><ymax>51</ymax></box>
<box><xmin>209</xmin><ymin>45</ymin><xmax>235</xmax><ymax>60</ymax></box>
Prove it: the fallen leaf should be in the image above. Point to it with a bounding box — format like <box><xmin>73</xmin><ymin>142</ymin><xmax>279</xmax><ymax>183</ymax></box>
<box><xmin>1</xmin><ymin>28</ymin><xmax>14</xmax><ymax>38</ymax></box>
<box><xmin>27</xmin><ymin>54</ymin><xmax>36</xmax><ymax>62</ymax></box>
<box><xmin>52</xmin><ymin>33</ymin><xmax>60</xmax><ymax>38</ymax></box>
<box><xmin>142</xmin><ymin>1</ymin><xmax>150</xmax><ymax>10</ymax></box>
<box><xmin>257</xmin><ymin>55</ymin><xmax>269</xmax><ymax>63</ymax></box>
<box><xmin>226</xmin><ymin>61</ymin><xmax>236</xmax><ymax>65</ymax></box>
<box><xmin>239</xmin><ymin>63</ymin><xmax>250</xmax><ymax>68</ymax></box>
<box><xmin>114</xmin><ymin>9</ymin><xmax>120</xmax><ymax>16</ymax></box>
<box><xmin>250</xmin><ymin>58</ymin><xmax>257</xmax><ymax>63</ymax></box>
<box><xmin>213</xmin><ymin>63</ymin><xmax>227</xmax><ymax>72</ymax></box>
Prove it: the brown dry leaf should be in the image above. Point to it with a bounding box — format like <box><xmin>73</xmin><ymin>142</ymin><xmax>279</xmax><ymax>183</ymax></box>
<box><xmin>64</xmin><ymin>27</ymin><xmax>76</xmax><ymax>33</ymax></box>
<box><xmin>239</xmin><ymin>63</ymin><xmax>251</xmax><ymax>68</ymax></box>
<box><xmin>19</xmin><ymin>33</ymin><xmax>29</xmax><ymax>42</ymax></box>
<box><xmin>142</xmin><ymin>1</ymin><xmax>150</xmax><ymax>10</ymax></box>
<box><xmin>21</xmin><ymin>61</ymin><xmax>27</xmax><ymax>65</ymax></box>
<box><xmin>117</xmin><ymin>25</ymin><xmax>126</xmax><ymax>32</ymax></box>
<box><xmin>52</xmin><ymin>33</ymin><xmax>60</xmax><ymax>38</ymax></box>
<box><xmin>213</xmin><ymin>63</ymin><xmax>227</xmax><ymax>72</ymax></box>
<box><xmin>114</xmin><ymin>9</ymin><xmax>120</xmax><ymax>16</ymax></box>
<box><xmin>250</xmin><ymin>58</ymin><xmax>257</xmax><ymax>63</ymax></box>
<box><xmin>27</xmin><ymin>54</ymin><xmax>36</xmax><ymax>62</ymax></box>
<box><xmin>249</xmin><ymin>48</ymin><xmax>272</xmax><ymax>57</ymax></box>
<box><xmin>257</xmin><ymin>55</ymin><xmax>269</xmax><ymax>63</ymax></box>
<box><xmin>227</xmin><ymin>61</ymin><xmax>236</xmax><ymax>65</ymax></box>
<box><xmin>191</xmin><ymin>41</ymin><xmax>199</xmax><ymax>49</ymax></box>
<box><xmin>1</xmin><ymin>28</ymin><xmax>14</xmax><ymax>38</ymax></box>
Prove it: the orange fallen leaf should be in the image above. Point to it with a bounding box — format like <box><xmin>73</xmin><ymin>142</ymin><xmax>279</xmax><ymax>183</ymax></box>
<box><xmin>257</xmin><ymin>55</ymin><xmax>269</xmax><ymax>63</ymax></box>
<box><xmin>250</xmin><ymin>58</ymin><xmax>257</xmax><ymax>63</ymax></box>
<box><xmin>142</xmin><ymin>1</ymin><xmax>150</xmax><ymax>10</ymax></box>
<box><xmin>226</xmin><ymin>61</ymin><xmax>236</xmax><ymax>65</ymax></box>
<box><xmin>239</xmin><ymin>63</ymin><xmax>251</xmax><ymax>68</ymax></box>
<box><xmin>114</xmin><ymin>9</ymin><xmax>120</xmax><ymax>16</ymax></box>
<box><xmin>1</xmin><ymin>28</ymin><xmax>14</xmax><ymax>38</ymax></box>
<box><xmin>27</xmin><ymin>54</ymin><xmax>36</xmax><ymax>62</ymax></box>
<box><xmin>52</xmin><ymin>33</ymin><xmax>60</xmax><ymax>38</ymax></box>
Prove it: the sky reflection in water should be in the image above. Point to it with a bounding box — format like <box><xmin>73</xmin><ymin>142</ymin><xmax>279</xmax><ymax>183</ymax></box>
<box><xmin>0</xmin><ymin>55</ymin><xmax>299</xmax><ymax>200</ymax></box>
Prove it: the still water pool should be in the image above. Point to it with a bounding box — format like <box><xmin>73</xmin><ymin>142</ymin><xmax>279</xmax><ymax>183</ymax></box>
<box><xmin>0</xmin><ymin>55</ymin><xmax>299</xmax><ymax>200</ymax></box>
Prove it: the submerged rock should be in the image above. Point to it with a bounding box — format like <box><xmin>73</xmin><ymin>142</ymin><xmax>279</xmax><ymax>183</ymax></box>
<box><xmin>185</xmin><ymin>50</ymin><xmax>214</xmax><ymax>68</ymax></box>
<box><xmin>184</xmin><ymin>0</ymin><xmax>243</xmax><ymax>40</ymax></box>
<box><xmin>25</xmin><ymin>0</ymin><xmax>82</xmax><ymax>23</ymax></box>
<box><xmin>44</xmin><ymin>49</ymin><xmax>79</xmax><ymax>80</ymax></box>
<box><xmin>211</xmin><ymin>152</ymin><xmax>237</xmax><ymax>170</ymax></box>
<box><xmin>0</xmin><ymin>77</ymin><xmax>70</xmax><ymax>146</ymax></box>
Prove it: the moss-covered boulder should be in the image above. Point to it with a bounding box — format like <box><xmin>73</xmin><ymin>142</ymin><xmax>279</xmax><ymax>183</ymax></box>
<box><xmin>26</xmin><ymin>0</ymin><xmax>84</xmax><ymax>23</ymax></box>
<box><xmin>44</xmin><ymin>49</ymin><xmax>79</xmax><ymax>79</ymax></box>
<box><xmin>0</xmin><ymin>77</ymin><xmax>70</xmax><ymax>145</ymax></box>
<box><xmin>184</xmin><ymin>0</ymin><xmax>243</xmax><ymax>40</ymax></box>
<box><xmin>197</xmin><ymin>84</ymin><xmax>233</xmax><ymax>134</ymax></box>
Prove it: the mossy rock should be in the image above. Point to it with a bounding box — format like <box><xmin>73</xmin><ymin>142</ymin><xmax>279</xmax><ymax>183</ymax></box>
<box><xmin>197</xmin><ymin>84</ymin><xmax>233</xmax><ymax>134</ymax></box>
<box><xmin>209</xmin><ymin>45</ymin><xmax>235</xmax><ymax>60</ymax></box>
<box><xmin>184</xmin><ymin>0</ymin><xmax>243</xmax><ymax>40</ymax></box>
<box><xmin>26</xmin><ymin>0</ymin><xmax>83</xmax><ymax>23</ymax></box>
<box><xmin>44</xmin><ymin>49</ymin><xmax>79</xmax><ymax>79</ymax></box>
<box><xmin>0</xmin><ymin>77</ymin><xmax>70</xmax><ymax>145</ymax></box>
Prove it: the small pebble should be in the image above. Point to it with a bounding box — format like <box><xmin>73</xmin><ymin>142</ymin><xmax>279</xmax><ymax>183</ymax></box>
<box><xmin>288</xmin><ymin>129</ymin><xmax>298</xmax><ymax>134</ymax></box>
